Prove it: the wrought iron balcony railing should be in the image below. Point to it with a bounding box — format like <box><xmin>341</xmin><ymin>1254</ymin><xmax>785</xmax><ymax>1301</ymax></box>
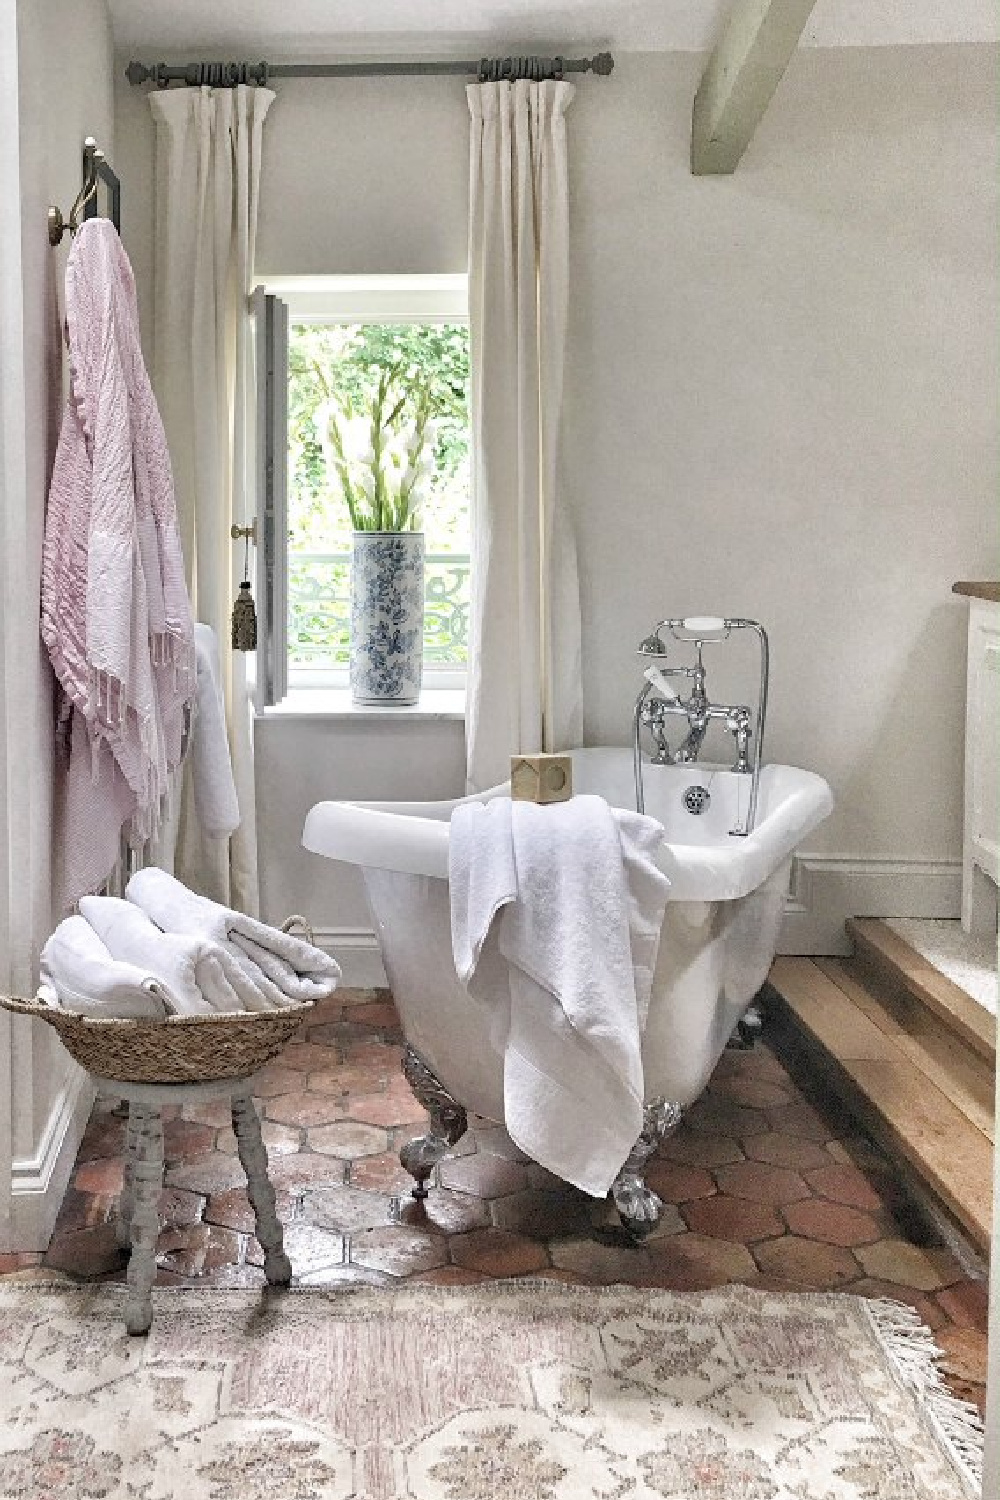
<box><xmin>289</xmin><ymin>550</ymin><xmax>471</xmax><ymax>667</ymax></box>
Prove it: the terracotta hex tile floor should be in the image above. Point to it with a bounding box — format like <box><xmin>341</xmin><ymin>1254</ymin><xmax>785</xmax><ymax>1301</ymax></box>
<box><xmin>3</xmin><ymin>988</ymin><xmax>989</xmax><ymax>1416</ymax></box>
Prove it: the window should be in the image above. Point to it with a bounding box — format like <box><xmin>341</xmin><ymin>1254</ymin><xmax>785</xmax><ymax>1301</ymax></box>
<box><xmin>254</xmin><ymin>276</ymin><xmax>470</xmax><ymax>704</ymax></box>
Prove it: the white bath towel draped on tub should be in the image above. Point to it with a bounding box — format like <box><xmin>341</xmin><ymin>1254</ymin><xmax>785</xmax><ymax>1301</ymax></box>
<box><xmin>448</xmin><ymin>794</ymin><xmax>671</xmax><ymax>1197</ymax></box>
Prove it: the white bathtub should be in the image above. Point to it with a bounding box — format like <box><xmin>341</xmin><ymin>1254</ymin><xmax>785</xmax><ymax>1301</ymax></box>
<box><xmin>302</xmin><ymin>747</ymin><xmax>832</xmax><ymax>1229</ymax></box>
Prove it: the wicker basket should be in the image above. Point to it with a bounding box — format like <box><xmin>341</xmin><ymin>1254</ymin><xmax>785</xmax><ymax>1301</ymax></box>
<box><xmin>0</xmin><ymin>916</ymin><xmax>320</xmax><ymax>1084</ymax></box>
<box><xmin>0</xmin><ymin>994</ymin><xmax>314</xmax><ymax>1084</ymax></box>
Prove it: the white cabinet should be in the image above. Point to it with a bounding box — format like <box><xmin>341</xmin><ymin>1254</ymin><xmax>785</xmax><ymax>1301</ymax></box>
<box><xmin>959</xmin><ymin>589</ymin><xmax>1000</xmax><ymax>935</ymax></box>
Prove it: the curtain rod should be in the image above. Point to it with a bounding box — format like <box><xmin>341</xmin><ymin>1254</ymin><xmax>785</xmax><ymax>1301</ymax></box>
<box><xmin>125</xmin><ymin>53</ymin><xmax>614</xmax><ymax>88</ymax></box>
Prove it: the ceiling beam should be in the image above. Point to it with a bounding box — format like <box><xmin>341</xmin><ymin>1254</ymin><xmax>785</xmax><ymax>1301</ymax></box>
<box><xmin>691</xmin><ymin>0</ymin><xmax>819</xmax><ymax>175</ymax></box>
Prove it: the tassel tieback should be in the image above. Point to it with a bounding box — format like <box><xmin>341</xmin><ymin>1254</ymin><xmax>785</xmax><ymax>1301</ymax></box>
<box><xmin>231</xmin><ymin>582</ymin><xmax>257</xmax><ymax>651</ymax></box>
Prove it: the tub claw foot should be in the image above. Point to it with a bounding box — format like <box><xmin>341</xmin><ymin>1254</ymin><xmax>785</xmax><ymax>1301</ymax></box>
<box><xmin>612</xmin><ymin>1100</ymin><xmax>683</xmax><ymax>1239</ymax></box>
<box><xmin>728</xmin><ymin>995</ymin><xmax>766</xmax><ymax>1050</ymax></box>
<box><xmin>399</xmin><ymin>1046</ymin><xmax>468</xmax><ymax>1202</ymax></box>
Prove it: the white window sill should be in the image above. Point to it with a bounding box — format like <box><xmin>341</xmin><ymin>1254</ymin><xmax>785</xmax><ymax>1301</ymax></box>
<box><xmin>258</xmin><ymin>687</ymin><xmax>466</xmax><ymax>722</ymax></box>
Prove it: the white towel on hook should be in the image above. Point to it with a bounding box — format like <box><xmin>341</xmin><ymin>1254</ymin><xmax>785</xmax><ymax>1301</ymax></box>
<box><xmin>79</xmin><ymin>895</ymin><xmax>276</xmax><ymax>1014</ymax></box>
<box><xmin>191</xmin><ymin>624</ymin><xmax>240</xmax><ymax>837</ymax></box>
<box><xmin>126</xmin><ymin>867</ymin><xmax>340</xmax><ymax>1001</ymax></box>
<box><xmin>449</xmin><ymin>794</ymin><xmax>671</xmax><ymax>1198</ymax></box>
<box><xmin>38</xmin><ymin>915</ymin><xmax>169</xmax><ymax>1020</ymax></box>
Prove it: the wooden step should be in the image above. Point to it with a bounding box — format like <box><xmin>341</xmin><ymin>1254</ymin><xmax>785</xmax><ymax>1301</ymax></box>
<box><xmin>768</xmin><ymin>956</ymin><xmax>994</xmax><ymax>1254</ymax></box>
<box><xmin>846</xmin><ymin>917</ymin><xmax>996</xmax><ymax>1065</ymax></box>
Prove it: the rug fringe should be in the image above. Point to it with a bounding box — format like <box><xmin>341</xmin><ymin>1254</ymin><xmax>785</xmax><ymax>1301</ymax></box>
<box><xmin>865</xmin><ymin>1298</ymin><xmax>984</xmax><ymax>1491</ymax></box>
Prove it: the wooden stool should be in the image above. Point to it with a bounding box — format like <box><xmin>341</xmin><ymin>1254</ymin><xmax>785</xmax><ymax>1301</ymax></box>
<box><xmin>93</xmin><ymin>1073</ymin><xmax>292</xmax><ymax>1336</ymax></box>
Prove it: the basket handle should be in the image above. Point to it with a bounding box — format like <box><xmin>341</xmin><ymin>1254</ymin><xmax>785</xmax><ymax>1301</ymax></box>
<box><xmin>0</xmin><ymin>994</ymin><xmax>52</xmax><ymax>1019</ymax></box>
<box><xmin>280</xmin><ymin>914</ymin><xmax>315</xmax><ymax>945</ymax></box>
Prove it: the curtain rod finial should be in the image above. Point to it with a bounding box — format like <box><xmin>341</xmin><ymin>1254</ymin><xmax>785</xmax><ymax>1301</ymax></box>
<box><xmin>591</xmin><ymin>51</ymin><xmax>614</xmax><ymax>76</ymax></box>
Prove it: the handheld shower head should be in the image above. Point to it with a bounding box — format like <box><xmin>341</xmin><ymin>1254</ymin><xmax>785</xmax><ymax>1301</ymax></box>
<box><xmin>638</xmin><ymin>633</ymin><xmax>666</xmax><ymax>658</ymax></box>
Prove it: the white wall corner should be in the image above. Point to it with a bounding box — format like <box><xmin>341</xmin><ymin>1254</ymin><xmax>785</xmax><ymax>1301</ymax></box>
<box><xmin>314</xmin><ymin>927</ymin><xmax>387</xmax><ymax>989</ymax></box>
<box><xmin>779</xmin><ymin>854</ymin><xmax>962</xmax><ymax>955</ymax></box>
<box><xmin>3</xmin><ymin>1057</ymin><xmax>94</xmax><ymax>1253</ymax></box>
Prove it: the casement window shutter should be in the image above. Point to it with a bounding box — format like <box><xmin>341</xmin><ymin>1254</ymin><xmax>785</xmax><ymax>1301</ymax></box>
<box><xmin>253</xmin><ymin>287</ymin><xmax>289</xmax><ymax>707</ymax></box>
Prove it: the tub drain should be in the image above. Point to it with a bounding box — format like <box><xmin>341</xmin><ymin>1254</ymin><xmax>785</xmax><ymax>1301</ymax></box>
<box><xmin>683</xmin><ymin>785</ymin><xmax>711</xmax><ymax>816</ymax></box>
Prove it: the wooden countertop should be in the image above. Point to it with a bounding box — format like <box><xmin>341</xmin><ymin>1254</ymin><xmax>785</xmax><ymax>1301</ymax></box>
<box><xmin>952</xmin><ymin>581</ymin><xmax>1000</xmax><ymax>603</ymax></box>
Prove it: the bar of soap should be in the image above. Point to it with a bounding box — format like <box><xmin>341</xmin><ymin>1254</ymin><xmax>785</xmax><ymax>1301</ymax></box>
<box><xmin>510</xmin><ymin>753</ymin><xmax>573</xmax><ymax>804</ymax></box>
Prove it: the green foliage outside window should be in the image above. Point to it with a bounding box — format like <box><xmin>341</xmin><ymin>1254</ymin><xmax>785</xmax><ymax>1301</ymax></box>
<box><xmin>287</xmin><ymin>322</ymin><xmax>471</xmax><ymax>669</ymax></box>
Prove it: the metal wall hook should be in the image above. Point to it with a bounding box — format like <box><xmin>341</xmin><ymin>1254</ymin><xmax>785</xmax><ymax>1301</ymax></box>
<box><xmin>48</xmin><ymin>138</ymin><xmax>113</xmax><ymax>246</ymax></box>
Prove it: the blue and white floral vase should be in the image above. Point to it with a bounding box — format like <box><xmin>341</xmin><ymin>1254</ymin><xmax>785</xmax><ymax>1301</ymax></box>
<box><xmin>349</xmin><ymin>532</ymin><xmax>425</xmax><ymax>704</ymax></box>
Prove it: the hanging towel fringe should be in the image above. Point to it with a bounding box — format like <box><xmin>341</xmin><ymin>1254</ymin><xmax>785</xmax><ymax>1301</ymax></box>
<box><xmin>865</xmin><ymin>1298</ymin><xmax>985</xmax><ymax>1492</ymax></box>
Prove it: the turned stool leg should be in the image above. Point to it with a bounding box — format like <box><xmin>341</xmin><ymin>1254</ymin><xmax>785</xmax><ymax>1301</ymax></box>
<box><xmin>125</xmin><ymin>1103</ymin><xmax>164</xmax><ymax>1336</ymax></box>
<box><xmin>116</xmin><ymin>1102</ymin><xmax>139</xmax><ymax>1251</ymax></box>
<box><xmin>232</xmin><ymin>1091</ymin><xmax>291</xmax><ymax>1286</ymax></box>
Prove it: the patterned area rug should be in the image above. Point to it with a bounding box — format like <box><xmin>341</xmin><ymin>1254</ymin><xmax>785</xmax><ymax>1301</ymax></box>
<box><xmin>0</xmin><ymin>1281</ymin><xmax>983</xmax><ymax>1499</ymax></box>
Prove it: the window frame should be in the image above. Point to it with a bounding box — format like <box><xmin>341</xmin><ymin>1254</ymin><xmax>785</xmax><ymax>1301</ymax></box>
<box><xmin>262</xmin><ymin>274</ymin><xmax>471</xmax><ymax>701</ymax></box>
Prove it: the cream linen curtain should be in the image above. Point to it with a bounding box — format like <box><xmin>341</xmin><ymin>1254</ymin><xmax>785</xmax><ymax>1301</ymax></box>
<box><xmin>149</xmin><ymin>85</ymin><xmax>273</xmax><ymax>913</ymax></box>
<box><xmin>465</xmin><ymin>80</ymin><xmax>583</xmax><ymax>792</ymax></box>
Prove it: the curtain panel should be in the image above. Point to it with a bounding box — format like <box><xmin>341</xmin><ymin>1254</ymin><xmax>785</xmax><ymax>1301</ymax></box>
<box><xmin>465</xmin><ymin>80</ymin><xmax>584</xmax><ymax>792</ymax></box>
<box><xmin>149</xmin><ymin>84</ymin><xmax>273</xmax><ymax>913</ymax></box>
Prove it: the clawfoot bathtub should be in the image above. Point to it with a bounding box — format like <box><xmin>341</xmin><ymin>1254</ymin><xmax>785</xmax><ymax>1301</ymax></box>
<box><xmin>303</xmin><ymin>747</ymin><xmax>833</xmax><ymax>1235</ymax></box>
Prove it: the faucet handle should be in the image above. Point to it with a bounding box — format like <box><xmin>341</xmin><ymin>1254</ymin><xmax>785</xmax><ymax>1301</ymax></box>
<box><xmin>643</xmin><ymin>666</ymin><xmax>681</xmax><ymax>702</ymax></box>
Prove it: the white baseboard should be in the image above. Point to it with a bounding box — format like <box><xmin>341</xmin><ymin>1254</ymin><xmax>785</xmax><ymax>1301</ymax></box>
<box><xmin>778</xmin><ymin>854</ymin><xmax>962</xmax><ymax>955</ymax></box>
<box><xmin>314</xmin><ymin>927</ymin><xmax>387</xmax><ymax>988</ymax></box>
<box><xmin>4</xmin><ymin>1059</ymin><xmax>94</xmax><ymax>1253</ymax></box>
<box><xmin>317</xmin><ymin>857</ymin><xmax>963</xmax><ymax>980</ymax></box>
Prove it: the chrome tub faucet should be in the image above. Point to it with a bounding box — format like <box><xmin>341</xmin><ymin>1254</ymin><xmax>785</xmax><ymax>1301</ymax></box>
<box><xmin>633</xmin><ymin>617</ymin><xmax>769</xmax><ymax>836</ymax></box>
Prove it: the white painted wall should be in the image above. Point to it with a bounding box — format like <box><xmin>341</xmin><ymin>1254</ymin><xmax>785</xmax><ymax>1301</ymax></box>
<box><xmin>113</xmin><ymin>46</ymin><xmax>997</xmax><ymax>965</ymax></box>
<box><xmin>0</xmin><ymin>0</ymin><xmax>115</xmax><ymax>1250</ymax></box>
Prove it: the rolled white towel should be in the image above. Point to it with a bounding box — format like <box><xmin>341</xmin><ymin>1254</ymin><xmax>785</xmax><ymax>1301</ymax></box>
<box><xmin>126</xmin><ymin>867</ymin><xmax>340</xmax><ymax>1001</ymax></box>
<box><xmin>79</xmin><ymin>896</ymin><xmax>281</xmax><ymax>1015</ymax></box>
<box><xmin>39</xmin><ymin>915</ymin><xmax>169</xmax><ymax>1020</ymax></box>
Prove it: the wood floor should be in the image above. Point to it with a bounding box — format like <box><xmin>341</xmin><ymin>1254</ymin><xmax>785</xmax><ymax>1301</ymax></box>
<box><xmin>769</xmin><ymin>918</ymin><xmax>995</xmax><ymax>1257</ymax></box>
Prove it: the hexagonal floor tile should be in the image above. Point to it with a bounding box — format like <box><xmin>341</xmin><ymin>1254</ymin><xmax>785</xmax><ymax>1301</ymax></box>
<box><xmin>399</xmin><ymin>1190</ymin><xmax>492</xmax><ymax>1237</ymax></box>
<box><xmin>216</xmin><ymin>1121</ymin><xmax>302</xmax><ymax>1157</ymax></box>
<box><xmin>804</xmin><ymin>1162</ymin><xmax>885</xmax><ymax>1211</ymax></box>
<box><xmin>752</xmin><ymin>1235</ymin><xmax>859</xmax><ymax>1287</ymax></box>
<box><xmin>935</xmin><ymin>1279</ymin><xmax>990</xmax><ymax>1332</ymax></box>
<box><xmin>681</xmin><ymin>1096</ymin><xmax>770</xmax><ymax>1140</ymax></box>
<box><xmin>265</xmin><ymin>1091</ymin><xmax>347</xmax><ymax>1129</ymax></box>
<box><xmin>713</xmin><ymin>1161</ymin><xmax>810</xmax><ymax>1205</ymax></box>
<box><xmin>854</xmin><ymin>1239</ymin><xmax>960</xmax><ymax>1292</ymax></box>
<box><xmin>247</xmin><ymin>1223</ymin><xmax>344</xmax><ymax>1277</ymax></box>
<box><xmin>251</xmin><ymin>1065</ymin><xmax>303</xmax><ymax>1099</ymax></box>
<box><xmin>280</xmin><ymin>1041</ymin><xmax>340</xmax><ymax>1073</ymax></box>
<box><xmin>161</xmin><ymin>1118</ymin><xmax>217</xmax><ymax>1163</ymax></box>
<box><xmin>350</xmin><ymin>1151</ymin><xmax>414</xmax><ymax>1194</ymax></box>
<box><xmin>681</xmin><ymin>1195</ymin><xmax>784</xmax><ymax>1243</ymax></box>
<box><xmin>659</xmin><ymin>1132</ymin><xmax>744</xmax><ymax>1169</ymax></box>
<box><xmin>205</xmin><ymin>1186</ymin><xmax>296</xmax><ymax>1233</ymax></box>
<box><xmin>156</xmin><ymin>1223</ymin><xmax>241</xmax><ymax>1278</ymax></box>
<box><xmin>301</xmin><ymin>1183</ymin><xmax>399</xmax><ymax>1235</ymax></box>
<box><xmin>645</xmin><ymin>1232</ymin><xmax>758</xmax><ymax>1288</ymax></box>
<box><xmin>743</xmin><ymin>1132</ymin><xmax>832</xmax><ymax>1172</ymax></box>
<box><xmin>489</xmin><ymin>1188</ymin><xmax>594</xmax><ymax>1239</ymax></box>
<box><xmin>43</xmin><ymin>1223</ymin><xmax>128</xmax><ymax>1280</ymax></box>
<box><xmin>351</xmin><ymin>1226</ymin><xmax>448</xmax><ymax>1277</ymax></box>
<box><xmin>439</xmin><ymin>1153</ymin><xmax>530</xmax><ymax>1199</ymax></box>
<box><xmin>164</xmin><ymin>1153</ymin><xmax>248</xmax><ymax>1197</ymax></box>
<box><xmin>782</xmin><ymin>1199</ymin><xmax>882</xmax><ymax>1248</ymax></box>
<box><xmin>644</xmin><ymin>1159</ymin><xmax>717</xmax><ymax>1204</ymax></box>
<box><xmin>449</xmin><ymin>1228</ymin><xmax>550</xmax><ymax>1277</ymax></box>
<box><xmin>709</xmin><ymin>1075</ymin><xmax>791</xmax><ymax>1109</ymax></box>
<box><xmin>344</xmin><ymin>1094</ymin><xmax>428</xmax><ymax>1129</ymax></box>
<box><xmin>308</xmin><ymin>1121</ymin><xmax>390</xmax><ymax>1159</ymax></box>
